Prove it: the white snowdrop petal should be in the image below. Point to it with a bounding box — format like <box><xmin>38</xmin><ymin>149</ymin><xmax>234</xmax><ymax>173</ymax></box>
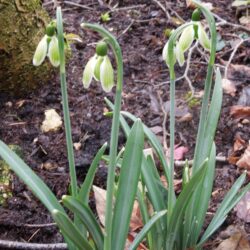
<box><xmin>178</xmin><ymin>25</ymin><xmax>194</xmax><ymax>52</ymax></box>
<box><xmin>48</xmin><ymin>36</ymin><xmax>60</xmax><ymax>67</ymax></box>
<box><xmin>82</xmin><ymin>56</ymin><xmax>97</xmax><ymax>89</ymax></box>
<box><xmin>198</xmin><ymin>23</ymin><xmax>211</xmax><ymax>51</ymax></box>
<box><xmin>176</xmin><ymin>44</ymin><xmax>185</xmax><ymax>67</ymax></box>
<box><xmin>100</xmin><ymin>56</ymin><xmax>114</xmax><ymax>92</ymax></box>
<box><xmin>33</xmin><ymin>35</ymin><xmax>48</xmax><ymax>66</ymax></box>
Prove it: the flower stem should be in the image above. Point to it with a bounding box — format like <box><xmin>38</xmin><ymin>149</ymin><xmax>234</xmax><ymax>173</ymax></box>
<box><xmin>81</xmin><ymin>23</ymin><xmax>123</xmax><ymax>250</ymax></box>
<box><xmin>56</xmin><ymin>7</ymin><xmax>77</xmax><ymax>198</ymax></box>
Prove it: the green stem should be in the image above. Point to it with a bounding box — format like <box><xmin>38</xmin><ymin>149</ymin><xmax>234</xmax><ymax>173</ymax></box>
<box><xmin>81</xmin><ymin>23</ymin><xmax>123</xmax><ymax>250</ymax></box>
<box><xmin>191</xmin><ymin>0</ymin><xmax>217</xmax><ymax>174</ymax></box>
<box><xmin>56</xmin><ymin>8</ymin><xmax>77</xmax><ymax>198</ymax></box>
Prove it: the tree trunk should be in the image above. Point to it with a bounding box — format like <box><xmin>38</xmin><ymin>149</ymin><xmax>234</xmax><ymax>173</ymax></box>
<box><xmin>0</xmin><ymin>0</ymin><xmax>52</xmax><ymax>93</ymax></box>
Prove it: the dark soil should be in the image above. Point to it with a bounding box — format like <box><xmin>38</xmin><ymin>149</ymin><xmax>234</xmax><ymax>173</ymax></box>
<box><xmin>0</xmin><ymin>0</ymin><xmax>249</xmax><ymax>249</ymax></box>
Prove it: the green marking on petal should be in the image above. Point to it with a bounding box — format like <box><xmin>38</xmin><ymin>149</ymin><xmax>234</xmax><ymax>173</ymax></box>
<box><xmin>178</xmin><ymin>25</ymin><xmax>194</xmax><ymax>52</ymax></box>
<box><xmin>94</xmin><ymin>56</ymin><xmax>104</xmax><ymax>81</ymax></box>
<box><xmin>162</xmin><ymin>41</ymin><xmax>176</xmax><ymax>68</ymax></box>
<box><xmin>198</xmin><ymin>23</ymin><xmax>211</xmax><ymax>51</ymax></box>
<box><xmin>82</xmin><ymin>56</ymin><xmax>97</xmax><ymax>89</ymax></box>
<box><xmin>33</xmin><ymin>35</ymin><xmax>48</xmax><ymax>66</ymax></box>
<box><xmin>176</xmin><ymin>43</ymin><xmax>185</xmax><ymax>67</ymax></box>
<box><xmin>100</xmin><ymin>56</ymin><xmax>114</xmax><ymax>92</ymax></box>
<box><xmin>48</xmin><ymin>36</ymin><xmax>60</xmax><ymax>67</ymax></box>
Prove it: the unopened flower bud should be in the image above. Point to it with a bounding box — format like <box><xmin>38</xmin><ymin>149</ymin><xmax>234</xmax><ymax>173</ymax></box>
<box><xmin>175</xmin><ymin>43</ymin><xmax>185</xmax><ymax>67</ymax></box>
<box><xmin>162</xmin><ymin>41</ymin><xmax>176</xmax><ymax>67</ymax></box>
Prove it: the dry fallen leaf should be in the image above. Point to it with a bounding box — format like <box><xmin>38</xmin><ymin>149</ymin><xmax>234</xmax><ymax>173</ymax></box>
<box><xmin>150</xmin><ymin>126</ymin><xmax>163</xmax><ymax>135</ymax></box>
<box><xmin>160</xmin><ymin>176</ymin><xmax>182</xmax><ymax>193</ymax></box>
<box><xmin>239</xmin><ymin>16</ymin><xmax>250</xmax><ymax>28</ymax></box>
<box><xmin>174</xmin><ymin>145</ymin><xmax>188</xmax><ymax>160</ymax></box>
<box><xmin>235</xmin><ymin>191</ymin><xmax>250</xmax><ymax>223</ymax></box>
<box><xmin>236</xmin><ymin>144</ymin><xmax>250</xmax><ymax>170</ymax></box>
<box><xmin>41</xmin><ymin>109</ymin><xmax>62</xmax><ymax>133</ymax></box>
<box><xmin>93</xmin><ymin>185</ymin><xmax>143</xmax><ymax>231</ymax></box>
<box><xmin>222</xmin><ymin>78</ymin><xmax>237</xmax><ymax>96</ymax></box>
<box><xmin>230</xmin><ymin>106</ymin><xmax>250</xmax><ymax>120</ymax></box>
<box><xmin>186</xmin><ymin>0</ymin><xmax>213</xmax><ymax>9</ymax></box>
<box><xmin>216</xmin><ymin>227</ymin><xmax>250</xmax><ymax>250</ymax></box>
<box><xmin>233</xmin><ymin>134</ymin><xmax>246</xmax><ymax>152</ymax></box>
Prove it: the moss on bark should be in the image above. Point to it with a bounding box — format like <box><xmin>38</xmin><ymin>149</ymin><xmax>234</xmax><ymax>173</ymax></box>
<box><xmin>0</xmin><ymin>0</ymin><xmax>53</xmax><ymax>93</ymax></box>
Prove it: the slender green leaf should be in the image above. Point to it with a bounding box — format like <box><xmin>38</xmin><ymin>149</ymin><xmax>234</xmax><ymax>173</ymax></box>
<box><xmin>166</xmin><ymin>160</ymin><xmax>208</xmax><ymax>249</ymax></box>
<box><xmin>189</xmin><ymin>143</ymin><xmax>216</xmax><ymax>246</ymax></box>
<box><xmin>78</xmin><ymin>143</ymin><xmax>107</xmax><ymax>205</ymax></box>
<box><xmin>0</xmin><ymin>141</ymin><xmax>65</xmax><ymax>214</ymax></box>
<box><xmin>52</xmin><ymin>210</ymin><xmax>92</xmax><ymax>250</ymax></box>
<box><xmin>199</xmin><ymin>172</ymin><xmax>248</xmax><ymax>245</ymax></box>
<box><xmin>111</xmin><ymin>119</ymin><xmax>144</xmax><ymax>250</ymax></box>
<box><xmin>62</xmin><ymin>195</ymin><xmax>104</xmax><ymax>250</ymax></box>
<box><xmin>129</xmin><ymin>210</ymin><xmax>167</xmax><ymax>250</ymax></box>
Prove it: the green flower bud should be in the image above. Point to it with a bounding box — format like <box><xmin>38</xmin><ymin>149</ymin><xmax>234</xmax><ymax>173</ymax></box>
<box><xmin>100</xmin><ymin>56</ymin><xmax>114</xmax><ymax>92</ymax></box>
<box><xmin>96</xmin><ymin>41</ymin><xmax>108</xmax><ymax>57</ymax></box>
<box><xmin>198</xmin><ymin>23</ymin><xmax>211</xmax><ymax>51</ymax></box>
<box><xmin>48</xmin><ymin>36</ymin><xmax>60</xmax><ymax>67</ymax></box>
<box><xmin>176</xmin><ymin>43</ymin><xmax>185</xmax><ymax>67</ymax></box>
<box><xmin>46</xmin><ymin>24</ymin><xmax>56</xmax><ymax>37</ymax></box>
<box><xmin>178</xmin><ymin>25</ymin><xmax>194</xmax><ymax>52</ymax></box>
<box><xmin>94</xmin><ymin>56</ymin><xmax>104</xmax><ymax>80</ymax></box>
<box><xmin>82</xmin><ymin>55</ymin><xmax>97</xmax><ymax>89</ymax></box>
<box><xmin>191</xmin><ymin>8</ymin><xmax>201</xmax><ymax>22</ymax></box>
<box><xmin>33</xmin><ymin>35</ymin><xmax>48</xmax><ymax>66</ymax></box>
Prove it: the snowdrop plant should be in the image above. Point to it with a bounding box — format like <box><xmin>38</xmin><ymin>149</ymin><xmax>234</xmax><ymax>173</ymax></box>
<box><xmin>162</xmin><ymin>9</ymin><xmax>211</xmax><ymax>67</ymax></box>
<box><xmin>82</xmin><ymin>41</ymin><xmax>114</xmax><ymax>92</ymax></box>
<box><xmin>33</xmin><ymin>21</ymin><xmax>60</xmax><ymax>67</ymax></box>
<box><xmin>105</xmin><ymin>1</ymin><xmax>250</xmax><ymax>250</ymax></box>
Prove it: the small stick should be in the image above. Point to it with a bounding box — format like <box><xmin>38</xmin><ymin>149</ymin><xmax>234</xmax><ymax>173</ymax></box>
<box><xmin>0</xmin><ymin>240</ymin><xmax>67</xmax><ymax>250</ymax></box>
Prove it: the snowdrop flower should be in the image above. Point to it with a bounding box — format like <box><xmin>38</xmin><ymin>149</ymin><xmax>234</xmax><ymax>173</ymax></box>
<box><xmin>162</xmin><ymin>9</ymin><xmax>211</xmax><ymax>68</ymax></box>
<box><xmin>33</xmin><ymin>23</ymin><xmax>60</xmax><ymax>67</ymax></box>
<box><xmin>82</xmin><ymin>41</ymin><xmax>114</xmax><ymax>92</ymax></box>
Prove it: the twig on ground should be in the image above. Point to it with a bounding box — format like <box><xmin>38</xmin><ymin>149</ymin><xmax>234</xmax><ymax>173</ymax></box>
<box><xmin>0</xmin><ymin>240</ymin><xmax>67</xmax><ymax>250</ymax></box>
<box><xmin>175</xmin><ymin>155</ymin><xmax>227</xmax><ymax>167</ymax></box>
<box><xmin>213</xmin><ymin>13</ymin><xmax>250</xmax><ymax>33</ymax></box>
<box><xmin>63</xmin><ymin>1</ymin><xmax>94</xmax><ymax>10</ymax></box>
<box><xmin>23</xmin><ymin>223</ymin><xmax>56</xmax><ymax>228</ymax></box>
<box><xmin>117</xmin><ymin>20</ymin><xmax>135</xmax><ymax>39</ymax></box>
<box><xmin>157</xmin><ymin>91</ymin><xmax>169</xmax><ymax>152</ymax></box>
<box><xmin>224</xmin><ymin>37</ymin><xmax>250</xmax><ymax>77</ymax></box>
<box><xmin>152</xmin><ymin>0</ymin><xmax>171</xmax><ymax>19</ymax></box>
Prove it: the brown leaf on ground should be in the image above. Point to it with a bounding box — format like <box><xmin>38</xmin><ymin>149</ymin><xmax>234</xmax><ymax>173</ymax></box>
<box><xmin>233</xmin><ymin>134</ymin><xmax>246</xmax><ymax>152</ymax></box>
<box><xmin>228</xmin><ymin>64</ymin><xmax>250</xmax><ymax>80</ymax></box>
<box><xmin>235</xmin><ymin>191</ymin><xmax>250</xmax><ymax>223</ymax></box>
<box><xmin>236</xmin><ymin>144</ymin><xmax>250</xmax><ymax>170</ymax></box>
<box><xmin>222</xmin><ymin>78</ymin><xmax>237</xmax><ymax>96</ymax></box>
<box><xmin>174</xmin><ymin>145</ymin><xmax>188</xmax><ymax>160</ymax></box>
<box><xmin>186</xmin><ymin>0</ymin><xmax>213</xmax><ymax>9</ymax></box>
<box><xmin>216</xmin><ymin>228</ymin><xmax>250</xmax><ymax>250</ymax></box>
<box><xmin>93</xmin><ymin>185</ymin><xmax>143</xmax><ymax>231</ymax></box>
<box><xmin>230</xmin><ymin>105</ymin><xmax>250</xmax><ymax>120</ymax></box>
<box><xmin>160</xmin><ymin>176</ymin><xmax>182</xmax><ymax>193</ymax></box>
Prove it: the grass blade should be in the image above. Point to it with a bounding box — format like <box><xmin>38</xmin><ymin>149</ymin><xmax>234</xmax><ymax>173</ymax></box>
<box><xmin>52</xmin><ymin>210</ymin><xmax>92</xmax><ymax>250</ymax></box>
<box><xmin>62</xmin><ymin>195</ymin><xmax>104</xmax><ymax>250</ymax></box>
<box><xmin>111</xmin><ymin>119</ymin><xmax>144</xmax><ymax>250</ymax></box>
<box><xmin>78</xmin><ymin>142</ymin><xmax>107</xmax><ymax>205</ymax></box>
<box><xmin>129</xmin><ymin>210</ymin><xmax>167</xmax><ymax>250</ymax></box>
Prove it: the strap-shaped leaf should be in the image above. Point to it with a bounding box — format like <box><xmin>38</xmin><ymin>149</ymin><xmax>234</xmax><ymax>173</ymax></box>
<box><xmin>111</xmin><ymin>119</ymin><xmax>144</xmax><ymax>250</ymax></box>
<box><xmin>129</xmin><ymin>210</ymin><xmax>167</xmax><ymax>250</ymax></box>
<box><xmin>62</xmin><ymin>195</ymin><xmax>104</xmax><ymax>250</ymax></box>
<box><xmin>78</xmin><ymin>142</ymin><xmax>107</xmax><ymax>205</ymax></box>
<box><xmin>52</xmin><ymin>210</ymin><xmax>92</xmax><ymax>250</ymax></box>
<box><xmin>166</xmin><ymin>159</ymin><xmax>208</xmax><ymax>249</ymax></box>
<box><xmin>198</xmin><ymin>173</ymin><xmax>249</xmax><ymax>246</ymax></box>
<box><xmin>0</xmin><ymin>141</ymin><xmax>65</xmax><ymax>214</ymax></box>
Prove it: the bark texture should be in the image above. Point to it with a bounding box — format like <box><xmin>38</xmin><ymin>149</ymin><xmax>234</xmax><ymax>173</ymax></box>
<box><xmin>0</xmin><ymin>0</ymin><xmax>52</xmax><ymax>93</ymax></box>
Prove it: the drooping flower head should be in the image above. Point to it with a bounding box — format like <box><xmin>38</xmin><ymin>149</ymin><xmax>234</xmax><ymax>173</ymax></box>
<box><xmin>33</xmin><ymin>21</ymin><xmax>60</xmax><ymax>67</ymax></box>
<box><xmin>82</xmin><ymin>41</ymin><xmax>114</xmax><ymax>92</ymax></box>
<box><xmin>162</xmin><ymin>8</ymin><xmax>211</xmax><ymax>68</ymax></box>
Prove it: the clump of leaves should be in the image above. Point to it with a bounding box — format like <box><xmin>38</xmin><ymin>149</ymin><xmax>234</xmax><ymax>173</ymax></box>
<box><xmin>101</xmin><ymin>12</ymin><xmax>111</xmax><ymax>22</ymax></box>
<box><xmin>185</xmin><ymin>91</ymin><xmax>201</xmax><ymax>108</ymax></box>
